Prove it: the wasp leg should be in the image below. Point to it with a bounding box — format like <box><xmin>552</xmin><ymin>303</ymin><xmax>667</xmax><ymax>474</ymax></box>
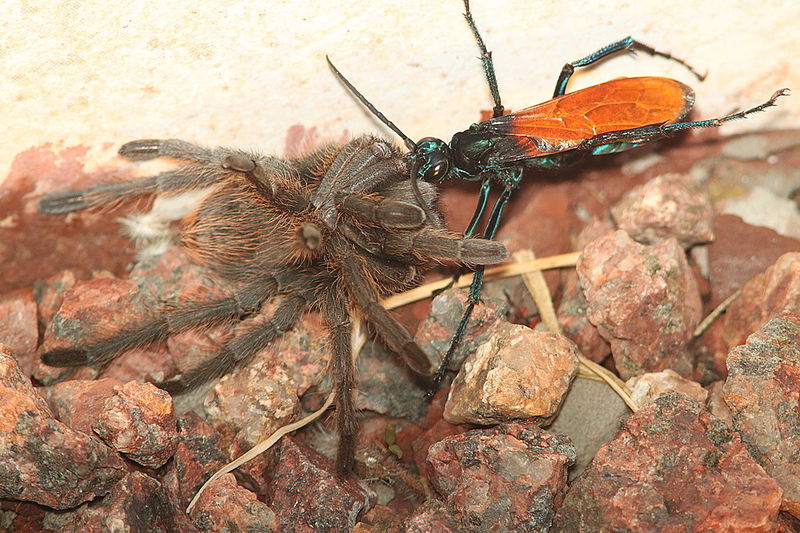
<box><xmin>661</xmin><ymin>88</ymin><xmax>790</xmax><ymax>132</ymax></box>
<box><xmin>427</xmin><ymin>184</ymin><xmax>513</xmax><ymax>397</ymax></box>
<box><xmin>553</xmin><ymin>36</ymin><xmax>705</xmax><ymax>98</ymax></box>
<box><xmin>430</xmin><ymin>176</ymin><xmax>494</xmax><ymax>295</ymax></box>
<box><xmin>463</xmin><ymin>178</ymin><xmax>493</xmax><ymax>238</ymax></box>
<box><xmin>580</xmin><ymin>88</ymin><xmax>790</xmax><ymax>150</ymax></box>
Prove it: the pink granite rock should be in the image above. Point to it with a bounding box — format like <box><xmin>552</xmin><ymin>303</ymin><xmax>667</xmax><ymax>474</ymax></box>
<box><xmin>403</xmin><ymin>499</ymin><xmax>460</xmax><ymax>532</ymax></box>
<box><xmin>355</xmin><ymin>341</ymin><xmax>430</xmax><ymax>421</ymax></box>
<box><xmin>577</xmin><ymin>230</ymin><xmax>702</xmax><ymax>378</ymax></box>
<box><xmin>45</xmin><ymin>378</ymin><xmax>125</xmax><ymax>434</ymax></box>
<box><xmin>93</xmin><ymin>381</ymin><xmax>178</xmax><ymax>468</ymax></box>
<box><xmin>705</xmin><ymin>380</ymin><xmax>735</xmax><ymax>428</ymax></box>
<box><xmin>33</xmin><ymin>269</ymin><xmax>78</xmax><ymax>328</ymax></box>
<box><xmin>557</xmin><ymin>217</ymin><xmax>614</xmax><ymax>363</ymax></box>
<box><xmin>721</xmin><ymin>252</ymin><xmax>800</xmax><ymax>352</ymax></box>
<box><xmin>201</xmin><ymin>306</ymin><xmax>332</xmax><ymax>472</ymax></box>
<box><xmin>0</xmin><ymin>476</ymin><xmax>195</xmax><ymax>533</ymax></box>
<box><xmin>269</xmin><ymin>437</ymin><xmax>370</xmax><ymax>532</ymax></box>
<box><xmin>0</xmin><ymin>500</ymin><xmax>50</xmax><ymax>532</ymax></box>
<box><xmin>410</xmin><ymin>416</ymin><xmax>467</xmax><ymax>477</ymax></box>
<box><xmin>163</xmin><ymin>310</ymin><xmax>328</xmax><ymax>499</ymax></box>
<box><xmin>427</xmin><ymin>423</ymin><xmax>575</xmax><ymax>532</ymax></box>
<box><xmin>62</xmin><ymin>472</ymin><xmax>194</xmax><ymax>532</ymax></box>
<box><xmin>389</xmin><ymin>386</ymin><xmax>467</xmax><ymax>476</ymax></box>
<box><xmin>723</xmin><ymin>314</ymin><xmax>800</xmax><ymax>518</ymax></box>
<box><xmin>707</xmin><ymin>214</ymin><xmax>800</xmax><ymax>308</ymax></box>
<box><xmin>444</xmin><ymin>323</ymin><xmax>579</xmax><ymax>425</ymax></box>
<box><xmin>626</xmin><ymin>369</ymin><xmax>708</xmax><ymax>407</ymax></box>
<box><xmin>357</xmin><ymin>504</ymin><xmax>413</xmax><ymax>533</ymax></box>
<box><xmin>0</xmin><ymin>347</ymin><xmax>125</xmax><ymax>509</ymax></box>
<box><xmin>610</xmin><ymin>173</ymin><xmax>714</xmax><ymax>248</ymax></box>
<box><xmin>555</xmin><ymin>393</ymin><xmax>783</xmax><ymax>532</ymax></box>
<box><xmin>0</xmin><ymin>288</ymin><xmax>38</xmax><ymax>375</ymax></box>
<box><xmin>204</xmin><ymin>361</ymin><xmax>298</xmax><ymax>455</ymax></box>
<box><xmin>190</xmin><ymin>473</ymin><xmax>278</xmax><ymax>532</ymax></box>
<box><xmin>161</xmin><ymin>412</ymin><xmax>229</xmax><ymax>511</ymax></box>
<box><xmin>415</xmin><ymin>289</ymin><xmax>507</xmax><ymax>374</ymax></box>
<box><xmin>694</xmin><ymin>316</ymin><xmax>730</xmax><ymax>382</ymax></box>
<box><xmin>35</xmin><ymin>276</ymin><xmax>150</xmax><ymax>384</ymax></box>
<box><xmin>557</xmin><ymin>274</ymin><xmax>611</xmax><ymax>363</ymax></box>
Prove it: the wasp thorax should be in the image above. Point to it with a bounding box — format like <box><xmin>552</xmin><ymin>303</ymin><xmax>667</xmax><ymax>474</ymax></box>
<box><xmin>301</xmin><ymin>223</ymin><xmax>323</xmax><ymax>250</ymax></box>
<box><xmin>414</xmin><ymin>137</ymin><xmax>451</xmax><ymax>182</ymax></box>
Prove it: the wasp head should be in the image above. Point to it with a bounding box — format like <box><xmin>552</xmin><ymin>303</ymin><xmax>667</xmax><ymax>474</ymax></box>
<box><xmin>412</xmin><ymin>137</ymin><xmax>452</xmax><ymax>182</ymax></box>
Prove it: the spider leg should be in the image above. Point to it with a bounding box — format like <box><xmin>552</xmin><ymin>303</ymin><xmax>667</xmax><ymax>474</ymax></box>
<box><xmin>41</xmin><ymin>277</ymin><xmax>281</xmax><ymax>368</ymax></box>
<box><xmin>221</xmin><ymin>154</ymin><xmax>313</xmax><ymax>213</ymax></box>
<box><xmin>338</xmin><ymin>254</ymin><xmax>432</xmax><ymax>376</ymax></box>
<box><xmin>313</xmin><ymin>137</ymin><xmax>403</xmax><ymax>197</ymax></box>
<box><xmin>380</xmin><ymin>228</ymin><xmax>508</xmax><ymax>266</ymax></box>
<box><xmin>38</xmin><ymin>166</ymin><xmax>234</xmax><ymax>214</ymax></box>
<box><xmin>39</xmin><ymin>137</ymin><xmax>304</xmax><ymax>214</ymax></box>
<box><xmin>335</xmin><ymin>191</ymin><xmax>425</xmax><ymax>230</ymax></box>
<box><xmin>321</xmin><ymin>287</ymin><xmax>358</xmax><ymax>475</ymax></box>
<box><xmin>118</xmin><ymin>138</ymin><xmax>238</xmax><ymax>164</ymax></box>
<box><xmin>313</xmin><ymin>138</ymin><xmax>408</xmax><ymax>227</ymax></box>
<box><xmin>157</xmin><ymin>291</ymin><xmax>309</xmax><ymax>394</ymax></box>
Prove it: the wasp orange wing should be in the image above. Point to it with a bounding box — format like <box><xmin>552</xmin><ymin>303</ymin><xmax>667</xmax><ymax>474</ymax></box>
<box><xmin>482</xmin><ymin>77</ymin><xmax>694</xmax><ymax>162</ymax></box>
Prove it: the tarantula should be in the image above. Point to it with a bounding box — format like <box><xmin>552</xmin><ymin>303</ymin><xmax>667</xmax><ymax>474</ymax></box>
<box><xmin>38</xmin><ymin>135</ymin><xmax>507</xmax><ymax>473</ymax></box>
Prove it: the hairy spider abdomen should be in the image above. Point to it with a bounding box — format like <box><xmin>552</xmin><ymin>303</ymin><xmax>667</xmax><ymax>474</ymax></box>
<box><xmin>181</xmin><ymin>177</ymin><xmax>314</xmax><ymax>280</ymax></box>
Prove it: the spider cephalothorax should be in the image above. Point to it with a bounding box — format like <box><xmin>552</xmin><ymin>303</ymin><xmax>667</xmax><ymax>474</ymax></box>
<box><xmin>38</xmin><ymin>135</ymin><xmax>507</xmax><ymax>473</ymax></box>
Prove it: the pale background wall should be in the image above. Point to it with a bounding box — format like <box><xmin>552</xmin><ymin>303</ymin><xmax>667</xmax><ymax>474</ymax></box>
<box><xmin>2</xmin><ymin>0</ymin><xmax>799</xmax><ymax>183</ymax></box>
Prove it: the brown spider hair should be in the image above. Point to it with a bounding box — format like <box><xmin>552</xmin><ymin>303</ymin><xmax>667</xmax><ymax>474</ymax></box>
<box><xmin>38</xmin><ymin>135</ymin><xmax>507</xmax><ymax>474</ymax></box>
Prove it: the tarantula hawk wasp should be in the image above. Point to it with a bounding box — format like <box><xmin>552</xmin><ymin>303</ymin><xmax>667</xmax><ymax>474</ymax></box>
<box><xmin>37</xmin><ymin>135</ymin><xmax>507</xmax><ymax>475</ymax></box>
<box><xmin>328</xmin><ymin>0</ymin><xmax>789</xmax><ymax>393</ymax></box>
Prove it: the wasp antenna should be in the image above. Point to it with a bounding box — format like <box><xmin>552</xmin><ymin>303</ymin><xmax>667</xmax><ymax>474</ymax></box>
<box><xmin>326</xmin><ymin>56</ymin><xmax>416</xmax><ymax>151</ymax></box>
<box><xmin>463</xmin><ymin>0</ymin><xmax>504</xmax><ymax>117</ymax></box>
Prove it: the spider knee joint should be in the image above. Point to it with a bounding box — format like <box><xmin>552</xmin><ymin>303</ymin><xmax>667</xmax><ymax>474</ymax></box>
<box><xmin>222</xmin><ymin>154</ymin><xmax>257</xmax><ymax>173</ymax></box>
<box><xmin>369</xmin><ymin>141</ymin><xmax>393</xmax><ymax>160</ymax></box>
